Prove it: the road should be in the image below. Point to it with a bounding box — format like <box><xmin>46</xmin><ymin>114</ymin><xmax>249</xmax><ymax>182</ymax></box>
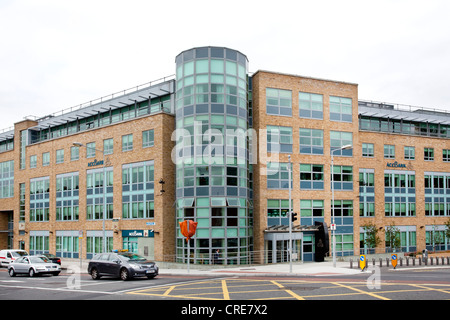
<box><xmin>1</xmin><ymin>266</ymin><xmax>449</xmax><ymax>314</ymax></box>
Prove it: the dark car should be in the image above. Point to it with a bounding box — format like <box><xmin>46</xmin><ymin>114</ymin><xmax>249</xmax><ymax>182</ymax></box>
<box><xmin>39</xmin><ymin>253</ymin><xmax>61</xmax><ymax>265</ymax></box>
<box><xmin>88</xmin><ymin>252</ymin><xmax>159</xmax><ymax>281</ymax></box>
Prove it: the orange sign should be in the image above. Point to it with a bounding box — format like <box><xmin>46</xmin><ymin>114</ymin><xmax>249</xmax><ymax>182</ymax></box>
<box><xmin>179</xmin><ymin>220</ymin><xmax>198</xmax><ymax>242</ymax></box>
<box><xmin>391</xmin><ymin>254</ymin><xmax>398</xmax><ymax>269</ymax></box>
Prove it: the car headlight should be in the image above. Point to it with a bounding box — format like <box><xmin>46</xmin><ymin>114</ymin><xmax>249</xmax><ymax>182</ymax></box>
<box><xmin>129</xmin><ymin>264</ymin><xmax>141</xmax><ymax>269</ymax></box>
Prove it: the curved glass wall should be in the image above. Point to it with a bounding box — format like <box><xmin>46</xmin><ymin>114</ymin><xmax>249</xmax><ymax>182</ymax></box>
<box><xmin>174</xmin><ymin>47</ymin><xmax>252</xmax><ymax>265</ymax></box>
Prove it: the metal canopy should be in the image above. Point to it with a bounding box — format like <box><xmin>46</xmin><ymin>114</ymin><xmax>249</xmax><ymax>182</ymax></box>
<box><xmin>265</xmin><ymin>225</ymin><xmax>319</xmax><ymax>233</ymax></box>
<box><xmin>26</xmin><ymin>79</ymin><xmax>174</xmax><ymax>132</ymax></box>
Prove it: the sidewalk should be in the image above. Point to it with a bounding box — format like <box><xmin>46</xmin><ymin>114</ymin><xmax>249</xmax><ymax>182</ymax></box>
<box><xmin>61</xmin><ymin>259</ymin><xmax>364</xmax><ymax>277</ymax></box>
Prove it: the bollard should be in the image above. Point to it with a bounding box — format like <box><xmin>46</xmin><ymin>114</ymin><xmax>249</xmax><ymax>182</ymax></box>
<box><xmin>350</xmin><ymin>258</ymin><xmax>353</xmax><ymax>269</ymax></box>
<box><xmin>406</xmin><ymin>257</ymin><xmax>409</xmax><ymax>266</ymax></box>
<box><xmin>419</xmin><ymin>257</ymin><xmax>422</xmax><ymax>265</ymax></box>
<box><xmin>386</xmin><ymin>257</ymin><xmax>390</xmax><ymax>267</ymax></box>
<box><xmin>379</xmin><ymin>258</ymin><xmax>383</xmax><ymax>267</ymax></box>
<box><xmin>430</xmin><ymin>257</ymin><xmax>434</xmax><ymax>265</ymax></box>
<box><xmin>436</xmin><ymin>257</ymin><xmax>439</xmax><ymax>265</ymax></box>
<box><xmin>400</xmin><ymin>257</ymin><xmax>403</xmax><ymax>267</ymax></box>
<box><xmin>372</xmin><ymin>258</ymin><xmax>375</xmax><ymax>266</ymax></box>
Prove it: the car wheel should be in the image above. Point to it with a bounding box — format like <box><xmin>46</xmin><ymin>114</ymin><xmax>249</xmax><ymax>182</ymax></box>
<box><xmin>120</xmin><ymin>268</ymin><xmax>129</xmax><ymax>281</ymax></box>
<box><xmin>29</xmin><ymin>268</ymin><xmax>36</xmax><ymax>277</ymax></box>
<box><xmin>90</xmin><ymin>267</ymin><xmax>100</xmax><ymax>280</ymax></box>
<box><xmin>8</xmin><ymin>268</ymin><xmax>15</xmax><ymax>277</ymax></box>
<box><xmin>52</xmin><ymin>271</ymin><xmax>60</xmax><ymax>276</ymax></box>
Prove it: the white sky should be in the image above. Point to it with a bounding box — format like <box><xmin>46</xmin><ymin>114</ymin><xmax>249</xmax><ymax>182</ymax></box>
<box><xmin>1</xmin><ymin>0</ymin><xmax>450</xmax><ymax>131</ymax></box>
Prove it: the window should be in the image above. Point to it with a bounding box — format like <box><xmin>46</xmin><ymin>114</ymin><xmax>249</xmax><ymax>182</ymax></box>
<box><xmin>142</xmin><ymin>129</ymin><xmax>154</xmax><ymax>148</ymax></box>
<box><xmin>266</xmin><ymin>88</ymin><xmax>292</xmax><ymax>116</ymax></box>
<box><xmin>122</xmin><ymin>161</ymin><xmax>154</xmax><ymax>220</ymax></box>
<box><xmin>424</xmin><ymin>148</ymin><xmax>434</xmax><ymax>161</ymax></box>
<box><xmin>103</xmin><ymin>138</ymin><xmax>113</xmax><ymax>155</ymax></box>
<box><xmin>384</xmin><ymin>171</ymin><xmax>416</xmax><ymax>217</ymax></box>
<box><xmin>56</xmin><ymin>149</ymin><xmax>64</xmax><ymax>164</ymax></box>
<box><xmin>330</xmin><ymin>96</ymin><xmax>352</xmax><ymax>122</ymax></box>
<box><xmin>300</xmin><ymin>164</ymin><xmax>324</xmax><ymax>189</ymax></box>
<box><xmin>362</xmin><ymin>143</ymin><xmax>374</xmax><ymax>157</ymax></box>
<box><xmin>444</xmin><ymin>149</ymin><xmax>450</xmax><ymax>162</ymax></box>
<box><xmin>71</xmin><ymin>146</ymin><xmax>79</xmax><ymax>161</ymax></box>
<box><xmin>299</xmin><ymin>128</ymin><xmax>323</xmax><ymax>155</ymax></box>
<box><xmin>359</xmin><ymin>169</ymin><xmax>375</xmax><ymax>217</ymax></box>
<box><xmin>300</xmin><ymin>200</ymin><xmax>324</xmax><ymax>218</ymax></box>
<box><xmin>267</xmin><ymin>126</ymin><xmax>292</xmax><ymax>153</ymax></box>
<box><xmin>330</xmin><ymin>131</ymin><xmax>353</xmax><ymax>156</ymax></box>
<box><xmin>86</xmin><ymin>142</ymin><xmax>96</xmax><ymax>158</ymax></box>
<box><xmin>0</xmin><ymin>160</ymin><xmax>14</xmax><ymax>199</ymax></box>
<box><xmin>122</xmin><ymin>134</ymin><xmax>133</xmax><ymax>152</ymax></box>
<box><xmin>29</xmin><ymin>177</ymin><xmax>50</xmax><ymax>222</ymax></box>
<box><xmin>384</xmin><ymin>145</ymin><xmax>395</xmax><ymax>159</ymax></box>
<box><xmin>86</xmin><ymin>167</ymin><xmax>113</xmax><ymax>220</ymax></box>
<box><xmin>332</xmin><ymin>200</ymin><xmax>353</xmax><ymax>216</ymax></box>
<box><xmin>267</xmin><ymin>162</ymin><xmax>291</xmax><ymax>189</ymax></box>
<box><xmin>56</xmin><ymin>172</ymin><xmax>79</xmax><ymax>221</ymax></box>
<box><xmin>42</xmin><ymin>152</ymin><xmax>50</xmax><ymax>166</ymax></box>
<box><xmin>30</xmin><ymin>155</ymin><xmax>37</xmax><ymax>168</ymax></box>
<box><xmin>267</xmin><ymin>199</ymin><xmax>293</xmax><ymax>225</ymax></box>
<box><xmin>299</xmin><ymin>92</ymin><xmax>323</xmax><ymax>119</ymax></box>
<box><xmin>404</xmin><ymin>146</ymin><xmax>415</xmax><ymax>160</ymax></box>
<box><xmin>331</xmin><ymin>165</ymin><xmax>353</xmax><ymax>190</ymax></box>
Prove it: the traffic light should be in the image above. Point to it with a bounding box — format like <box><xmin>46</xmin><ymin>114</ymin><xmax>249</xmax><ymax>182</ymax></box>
<box><xmin>291</xmin><ymin>211</ymin><xmax>298</xmax><ymax>223</ymax></box>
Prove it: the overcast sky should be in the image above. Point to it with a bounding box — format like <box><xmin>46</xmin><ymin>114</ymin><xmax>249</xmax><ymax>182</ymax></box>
<box><xmin>1</xmin><ymin>0</ymin><xmax>449</xmax><ymax>131</ymax></box>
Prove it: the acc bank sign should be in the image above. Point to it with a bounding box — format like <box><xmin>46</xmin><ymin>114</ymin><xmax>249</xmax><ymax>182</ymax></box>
<box><xmin>122</xmin><ymin>230</ymin><xmax>154</xmax><ymax>238</ymax></box>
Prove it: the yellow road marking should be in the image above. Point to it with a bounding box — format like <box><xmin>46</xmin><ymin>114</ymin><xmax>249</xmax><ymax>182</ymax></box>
<box><xmin>222</xmin><ymin>280</ymin><xmax>230</xmax><ymax>300</ymax></box>
<box><xmin>332</xmin><ymin>282</ymin><xmax>390</xmax><ymax>300</ymax></box>
<box><xmin>163</xmin><ymin>285</ymin><xmax>175</xmax><ymax>296</ymax></box>
<box><xmin>411</xmin><ymin>284</ymin><xmax>450</xmax><ymax>296</ymax></box>
<box><xmin>270</xmin><ymin>280</ymin><xmax>305</xmax><ymax>300</ymax></box>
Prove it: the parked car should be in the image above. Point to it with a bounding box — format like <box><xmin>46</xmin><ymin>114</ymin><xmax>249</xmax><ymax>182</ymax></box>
<box><xmin>0</xmin><ymin>249</ymin><xmax>28</xmax><ymax>267</ymax></box>
<box><xmin>39</xmin><ymin>253</ymin><xmax>61</xmax><ymax>265</ymax></box>
<box><xmin>88</xmin><ymin>252</ymin><xmax>158</xmax><ymax>280</ymax></box>
<box><xmin>8</xmin><ymin>256</ymin><xmax>61</xmax><ymax>277</ymax></box>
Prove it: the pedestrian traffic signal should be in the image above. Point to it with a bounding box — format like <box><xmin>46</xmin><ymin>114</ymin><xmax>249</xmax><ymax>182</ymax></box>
<box><xmin>291</xmin><ymin>211</ymin><xmax>298</xmax><ymax>222</ymax></box>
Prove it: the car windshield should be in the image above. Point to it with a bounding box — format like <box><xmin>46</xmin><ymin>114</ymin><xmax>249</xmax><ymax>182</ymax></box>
<box><xmin>29</xmin><ymin>257</ymin><xmax>47</xmax><ymax>263</ymax></box>
<box><xmin>118</xmin><ymin>253</ymin><xmax>146</xmax><ymax>261</ymax></box>
<box><xmin>11</xmin><ymin>251</ymin><xmax>27</xmax><ymax>258</ymax></box>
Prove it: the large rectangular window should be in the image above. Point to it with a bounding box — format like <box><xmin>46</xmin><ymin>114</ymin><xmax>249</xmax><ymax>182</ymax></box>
<box><xmin>330</xmin><ymin>96</ymin><xmax>352</xmax><ymax>122</ymax></box>
<box><xmin>0</xmin><ymin>160</ymin><xmax>14</xmax><ymax>199</ymax></box>
<box><xmin>122</xmin><ymin>161</ymin><xmax>154</xmax><ymax>219</ymax></box>
<box><xmin>331</xmin><ymin>166</ymin><xmax>353</xmax><ymax>190</ymax></box>
<box><xmin>30</xmin><ymin>176</ymin><xmax>50</xmax><ymax>222</ymax></box>
<box><xmin>267</xmin><ymin>125</ymin><xmax>293</xmax><ymax>153</ymax></box>
<box><xmin>266</xmin><ymin>88</ymin><xmax>292</xmax><ymax>116</ymax></box>
<box><xmin>56</xmin><ymin>172</ymin><xmax>79</xmax><ymax>221</ymax></box>
<box><xmin>299</xmin><ymin>92</ymin><xmax>323</xmax><ymax>119</ymax></box>
<box><xmin>267</xmin><ymin>199</ymin><xmax>293</xmax><ymax>226</ymax></box>
<box><xmin>300</xmin><ymin>164</ymin><xmax>324</xmax><ymax>189</ymax></box>
<box><xmin>330</xmin><ymin>131</ymin><xmax>353</xmax><ymax>156</ymax></box>
<box><xmin>86</xmin><ymin>167</ymin><xmax>113</xmax><ymax>220</ymax></box>
<box><xmin>384</xmin><ymin>170</ymin><xmax>416</xmax><ymax>217</ymax></box>
<box><xmin>299</xmin><ymin>128</ymin><xmax>323</xmax><ymax>155</ymax></box>
<box><xmin>267</xmin><ymin>162</ymin><xmax>291</xmax><ymax>189</ymax></box>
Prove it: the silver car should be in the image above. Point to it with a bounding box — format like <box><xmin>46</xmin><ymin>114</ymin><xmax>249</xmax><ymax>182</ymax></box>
<box><xmin>8</xmin><ymin>256</ymin><xmax>61</xmax><ymax>277</ymax></box>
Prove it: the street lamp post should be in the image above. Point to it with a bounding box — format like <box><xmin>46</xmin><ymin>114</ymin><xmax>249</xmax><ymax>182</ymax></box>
<box><xmin>288</xmin><ymin>155</ymin><xmax>292</xmax><ymax>273</ymax></box>
<box><xmin>331</xmin><ymin>144</ymin><xmax>352</xmax><ymax>268</ymax></box>
<box><xmin>73</xmin><ymin>142</ymin><xmax>107</xmax><ymax>253</ymax></box>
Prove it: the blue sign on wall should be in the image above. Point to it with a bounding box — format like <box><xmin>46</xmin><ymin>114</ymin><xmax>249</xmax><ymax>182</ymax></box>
<box><xmin>122</xmin><ymin>230</ymin><xmax>154</xmax><ymax>238</ymax></box>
